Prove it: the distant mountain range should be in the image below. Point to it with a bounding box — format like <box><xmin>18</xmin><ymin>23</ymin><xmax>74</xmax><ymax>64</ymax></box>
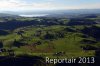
<box><xmin>0</xmin><ymin>9</ymin><xmax>100</xmax><ymax>18</ymax></box>
<box><xmin>0</xmin><ymin>13</ymin><xmax>19</xmax><ymax>18</ymax></box>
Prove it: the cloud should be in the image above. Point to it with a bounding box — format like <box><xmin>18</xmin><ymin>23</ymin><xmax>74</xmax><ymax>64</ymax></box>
<box><xmin>0</xmin><ymin>0</ymin><xmax>68</xmax><ymax>11</ymax></box>
<box><xmin>79</xmin><ymin>3</ymin><xmax>100</xmax><ymax>9</ymax></box>
<box><xmin>0</xmin><ymin>0</ymin><xmax>59</xmax><ymax>11</ymax></box>
<box><xmin>0</xmin><ymin>0</ymin><xmax>100</xmax><ymax>11</ymax></box>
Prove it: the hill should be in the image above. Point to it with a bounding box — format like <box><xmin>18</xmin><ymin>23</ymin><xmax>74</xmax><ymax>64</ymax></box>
<box><xmin>0</xmin><ymin>13</ymin><xmax>19</xmax><ymax>18</ymax></box>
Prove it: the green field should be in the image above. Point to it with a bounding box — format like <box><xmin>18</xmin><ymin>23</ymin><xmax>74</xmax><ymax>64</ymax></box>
<box><xmin>0</xmin><ymin>25</ymin><xmax>98</xmax><ymax>58</ymax></box>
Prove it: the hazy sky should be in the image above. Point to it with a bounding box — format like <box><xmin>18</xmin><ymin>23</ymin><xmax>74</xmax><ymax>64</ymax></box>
<box><xmin>0</xmin><ymin>0</ymin><xmax>100</xmax><ymax>11</ymax></box>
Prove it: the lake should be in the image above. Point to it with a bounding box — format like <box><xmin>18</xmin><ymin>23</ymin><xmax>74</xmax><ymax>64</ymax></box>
<box><xmin>19</xmin><ymin>14</ymin><xmax>48</xmax><ymax>17</ymax></box>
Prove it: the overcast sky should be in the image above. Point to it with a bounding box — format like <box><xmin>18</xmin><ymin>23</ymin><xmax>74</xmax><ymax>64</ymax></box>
<box><xmin>0</xmin><ymin>0</ymin><xmax>100</xmax><ymax>11</ymax></box>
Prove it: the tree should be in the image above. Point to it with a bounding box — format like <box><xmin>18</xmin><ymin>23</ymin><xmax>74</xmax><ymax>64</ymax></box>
<box><xmin>56</xmin><ymin>32</ymin><xmax>65</xmax><ymax>38</ymax></box>
<box><xmin>0</xmin><ymin>41</ymin><xmax>3</xmax><ymax>48</ymax></box>
<box><xmin>13</xmin><ymin>40</ymin><xmax>26</xmax><ymax>48</ymax></box>
<box><xmin>44</xmin><ymin>31</ymin><xmax>55</xmax><ymax>40</ymax></box>
<box><xmin>34</xmin><ymin>30</ymin><xmax>42</xmax><ymax>37</ymax></box>
<box><xmin>16</xmin><ymin>30</ymin><xmax>24</xmax><ymax>38</ymax></box>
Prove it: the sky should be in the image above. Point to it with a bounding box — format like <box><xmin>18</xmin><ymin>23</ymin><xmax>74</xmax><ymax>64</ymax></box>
<box><xmin>0</xmin><ymin>0</ymin><xmax>100</xmax><ymax>11</ymax></box>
